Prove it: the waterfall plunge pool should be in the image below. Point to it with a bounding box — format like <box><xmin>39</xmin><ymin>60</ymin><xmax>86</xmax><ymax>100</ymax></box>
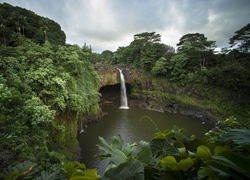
<box><xmin>78</xmin><ymin>104</ymin><xmax>213</xmax><ymax>175</ymax></box>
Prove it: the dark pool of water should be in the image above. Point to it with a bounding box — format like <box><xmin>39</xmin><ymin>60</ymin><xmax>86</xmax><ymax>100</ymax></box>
<box><xmin>78</xmin><ymin>104</ymin><xmax>213</xmax><ymax>175</ymax></box>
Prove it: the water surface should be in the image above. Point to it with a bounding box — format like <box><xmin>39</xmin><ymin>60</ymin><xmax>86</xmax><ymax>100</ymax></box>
<box><xmin>78</xmin><ymin>104</ymin><xmax>212</xmax><ymax>175</ymax></box>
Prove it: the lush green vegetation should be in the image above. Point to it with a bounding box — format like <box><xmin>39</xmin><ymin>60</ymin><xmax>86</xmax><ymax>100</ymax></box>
<box><xmin>0</xmin><ymin>2</ymin><xmax>249</xmax><ymax>179</ymax></box>
<box><xmin>94</xmin><ymin>26</ymin><xmax>250</xmax><ymax>122</ymax></box>
<box><xmin>96</xmin><ymin>117</ymin><xmax>250</xmax><ymax>179</ymax></box>
<box><xmin>1</xmin><ymin>119</ymin><xmax>250</xmax><ymax>179</ymax></box>
<box><xmin>0</xmin><ymin>3</ymin><xmax>66</xmax><ymax>45</ymax></box>
<box><xmin>0</xmin><ymin>37</ymin><xmax>100</xmax><ymax>173</ymax></box>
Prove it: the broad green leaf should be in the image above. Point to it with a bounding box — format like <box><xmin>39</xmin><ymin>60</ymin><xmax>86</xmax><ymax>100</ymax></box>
<box><xmin>213</xmin><ymin>146</ymin><xmax>231</xmax><ymax>156</ymax></box>
<box><xmin>220</xmin><ymin>129</ymin><xmax>250</xmax><ymax>145</ymax></box>
<box><xmin>70</xmin><ymin>169</ymin><xmax>99</xmax><ymax>180</ymax></box>
<box><xmin>103</xmin><ymin>158</ymin><xmax>144</xmax><ymax>180</ymax></box>
<box><xmin>136</xmin><ymin>141</ymin><xmax>153</xmax><ymax>164</ymax></box>
<box><xmin>161</xmin><ymin>156</ymin><xmax>194</xmax><ymax>171</ymax></box>
<box><xmin>98</xmin><ymin>146</ymin><xmax>127</xmax><ymax>165</ymax></box>
<box><xmin>212</xmin><ymin>151</ymin><xmax>250</xmax><ymax>177</ymax></box>
<box><xmin>160</xmin><ymin>156</ymin><xmax>178</xmax><ymax>171</ymax></box>
<box><xmin>40</xmin><ymin>171</ymin><xmax>59</xmax><ymax>180</ymax></box>
<box><xmin>178</xmin><ymin>157</ymin><xmax>194</xmax><ymax>171</ymax></box>
<box><xmin>178</xmin><ymin>147</ymin><xmax>188</xmax><ymax>157</ymax></box>
<box><xmin>204</xmin><ymin>159</ymin><xmax>246</xmax><ymax>179</ymax></box>
<box><xmin>124</xmin><ymin>141</ymin><xmax>152</xmax><ymax>163</ymax></box>
<box><xmin>172</xmin><ymin>125</ymin><xmax>187</xmax><ymax>134</ymax></box>
<box><xmin>63</xmin><ymin>162</ymin><xmax>86</xmax><ymax>178</ymax></box>
<box><xmin>187</xmin><ymin>150</ymin><xmax>196</xmax><ymax>158</ymax></box>
<box><xmin>1</xmin><ymin>161</ymin><xmax>37</xmax><ymax>180</ymax></box>
<box><xmin>153</xmin><ymin>129</ymin><xmax>172</xmax><ymax>139</ymax></box>
<box><xmin>123</xmin><ymin>142</ymin><xmax>138</xmax><ymax>156</ymax></box>
<box><xmin>98</xmin><ymin>136</ymin><xmax>127</xmax><ymax>165</ymax></box>
<box><xmin>98</xmin><ymin>136</ymin><xmax>121</xmax><ymax>151</ymax></box>
<box><xmin>199</xmin><ymin>166</ymin><xmax>230</xmax><ymax>178</ymax></box>
<box><xmin>174</xmin><ymin>130</ymin><xmax>189</xmax><ymax>147</ymax></box>
<box><xmin>110</xmin><ymin>134</ymin><xmax>124</xmax><ymax>150</ymax></box>
<box><xmin>196</xmin><ymin>145</ymin><xmax>212</xmax><ymax>161</ymax></box>
<box><xmin>150</xmin><ymin>139</ymin><xmax>178</xmax><ymax>157</ymax></box>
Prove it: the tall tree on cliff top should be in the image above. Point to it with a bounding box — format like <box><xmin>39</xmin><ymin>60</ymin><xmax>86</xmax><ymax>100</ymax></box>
<box><xmin>130</xmin><ymin>32</ymin><xmax>166</xmax><ymax>70</ymax></box>
<box><xmin>114</xmin><ymin>32</ymin><xmax>174</xmax><ymax>70</ymax></box>
<box><xmin>177</xmin><ymin>33</ymin><xmax>216</xmax><ymax>71</ymax></box>
<box><xmin>229</xmin><ymin>22</ymin><xmax>250</xmax><ymax>53</ymax></box>
<box><xmin>133</xmin><ymin>32</ymin><xmax>161</xmax><ymax>45</ymax></box>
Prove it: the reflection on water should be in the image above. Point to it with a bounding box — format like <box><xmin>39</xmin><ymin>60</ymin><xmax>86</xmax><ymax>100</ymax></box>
<box><xmin>78</xmin><ymin>104</ymin><xmax>213</xmax><ymax>175</ymax></box>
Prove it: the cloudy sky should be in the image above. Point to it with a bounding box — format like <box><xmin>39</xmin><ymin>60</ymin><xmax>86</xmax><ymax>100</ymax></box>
<box><xmin>1</xmin><ymin>0</ymin><xmax>250</xmax><ymax>52</ymax></box>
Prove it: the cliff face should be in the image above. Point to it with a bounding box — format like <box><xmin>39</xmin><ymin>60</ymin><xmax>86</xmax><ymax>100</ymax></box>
<box><xmin>94</xmin><ymin>63</ymin><xmax>142</xmax><ymax>87</ymax></box>
<box><xmin>94</xmin><ymin>63</ymin><xmax>139</xmax><ymax>105</ymax></box>
<box><xmin>94</xmin><ymin>63</ymin><xmax>217</xmax><ymax>124</ymax></box>
<box><xmin>94</xmin><ymin>63</ymin><xmax>120</xmax><ymax>87</ymax></box>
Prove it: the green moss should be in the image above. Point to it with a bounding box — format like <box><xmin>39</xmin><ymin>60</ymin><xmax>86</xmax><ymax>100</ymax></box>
<box><xmin>140</xmin><ymin>87</ymin><xmax>229</xmax><ymax>121</ymax></box>
<box><xmin>50</xmin><ymin>115</ymin><xmax>79</xmax><ymax>160</ymax></box>
<box><xmin>131</xmin><ymin>85</ymin><xmax>140</xmax><ymax>97</ymax></box>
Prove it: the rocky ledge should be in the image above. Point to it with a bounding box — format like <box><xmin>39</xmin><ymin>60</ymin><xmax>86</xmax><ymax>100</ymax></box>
<box><xmin>94</xmin><ymin>63</ymin><xmax>217</xmax><ymax>125</ymax></box>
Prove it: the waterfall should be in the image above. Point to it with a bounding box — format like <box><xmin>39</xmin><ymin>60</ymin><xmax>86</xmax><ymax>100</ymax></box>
<box><xmin>79</xmin><ymin>120</ymin><xmax>84</xmax><ymax>133</ymax></box>
<box><xmin>117</xmin><ymin>68</ymin><xmax>129</xmax><ymax>109</ymax></box>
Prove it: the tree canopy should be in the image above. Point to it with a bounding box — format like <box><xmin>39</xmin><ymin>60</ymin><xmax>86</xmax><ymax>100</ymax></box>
<box><xmin>176</xmin><ymin>33</ymin><xmax>216</xmax><ymax>71</ymax></box>
<box><xmin>94</xmin><ymin>24</ymin><xmax>250</xmax><ymax>116</ymax></box>
<box><xmin>111</xmin><ymin>32</ymin><xmax>175</xmax><ymax>71</ymax></box>
<box><xmin>0</xmin><ymin>39</ymin><xmax>100</xmax><ymax>170</ymax></box>
<box><xmin>0</xmin><ymin>3</ymin><xmax>66</xmax><ymax>46</ymax></box>
<box><xmin>229</xmin><ymin>22</ymin><xmax>250</xmax><ymax>53</ymax></box>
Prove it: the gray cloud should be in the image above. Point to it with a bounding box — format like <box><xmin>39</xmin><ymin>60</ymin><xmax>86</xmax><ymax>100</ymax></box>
<box><xmin>1</xmin><ymin>0</ymin><xmax>250</xmax><ymax>52</ymax></box>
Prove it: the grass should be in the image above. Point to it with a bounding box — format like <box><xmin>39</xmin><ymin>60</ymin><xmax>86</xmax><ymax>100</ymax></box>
<box><xmin>140</xmin><ymin>88</ymin><xmax>229</xmax><ymax>121</ymax></box>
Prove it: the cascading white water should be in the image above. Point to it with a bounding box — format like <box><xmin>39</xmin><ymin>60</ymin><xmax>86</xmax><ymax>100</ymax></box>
<box><xmin>79</xmin><ymin>120</ymin><xmax>84</xmax><ymax>133</ymax></box>
<box><xmin>117</xmin><ymin>68</ymin><xmax>129</xmax><ymax>109</ymax></box>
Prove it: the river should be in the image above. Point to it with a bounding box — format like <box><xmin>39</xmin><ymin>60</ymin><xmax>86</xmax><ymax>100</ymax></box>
<box><xmin>78</xmin><ymin>104</ymin><xmax>213</xmax><ymax>175</ymax></box>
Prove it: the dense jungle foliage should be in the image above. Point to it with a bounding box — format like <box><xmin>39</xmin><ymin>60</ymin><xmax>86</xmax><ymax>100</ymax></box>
<box><xmin>0</xmin><ymin>3</ymin><xmax>66</xmax><ymax>45</ymax></box>
<box><xmin>0</xmin><ymin>4</ymin><xmax>99</xmax><ymax>174</ymax></box>
<box><xmin>0</xmin><ymin>37</ymin><xmax>100</xmax><ymax>177</ymax></box>
<box><xmin>93</xmin><ymin>26</ymin><xmax>250</xmax><ymax>122</ymax></box>
<box><xmin>1</xmin><ymin>3</ymin><xmax>250</xmax><ymax>179</ymax></box>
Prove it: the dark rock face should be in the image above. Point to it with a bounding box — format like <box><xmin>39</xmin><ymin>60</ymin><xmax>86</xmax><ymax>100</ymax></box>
<box><xmin>99</xmin><ymin>83</ymin><xmax>131</xmax><ymax>106</ymax></box>
<box><xmin>94</xmin><ymin>63</ymin><xmax>135</xmax><ymax>106</ymax></box>
<box><xmin>94</xmin><ymin>63</ymin><xmax>216</xmax><ymax>124</ymax></box>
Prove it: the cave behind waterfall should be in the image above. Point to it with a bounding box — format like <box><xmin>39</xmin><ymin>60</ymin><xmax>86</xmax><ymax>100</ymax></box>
<box><xmin>99</xmin><ymin>83</ymin><xmax>131</xmax><ymax>106</ymax></box>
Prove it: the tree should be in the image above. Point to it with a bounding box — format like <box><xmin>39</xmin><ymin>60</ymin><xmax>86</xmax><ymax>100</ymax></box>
<box><xmin>20</xmin><ymin>15</ymin><xmax>27</xmax><ymax>36</ymax></box>
<box><xmin>114</xmin><ymin>46</ymin><xmax>138</xmax><ymax>65</ymax></box>
<box><xmin>113</xmin><ymin>32</ymin><xmax>175</xmax><ymax>71</ymax></box>
<box><xmin>177</xmin><ymin>33</ymin><xmax>216</xmax><ymax>71</ymax></box>
<box><xmin>131</xmin><ymin>32</ymin><xmax>171</xmax><ymax>70</ymax></box>
<box><xmin>12</xmin><ymin>11</ymin><xmax>21</xmax><ymax>35</ymax></box>
<box><xmin>133</xmin><ymin>32</ymin><xmax>161</xmax><ymax>45</ymax></box>
<box><xmin>0</xmin><ymin>3</ymin><xmax>66</xmax><ymax>45</ymax></box>
<box><xmin>169</xmin><ymin>53</ymin><xmax>189</xmax><ymax>84</ymax></box>
<box><xmin>229</xmin><ymin>22</ymin><xmax>250</xmax><ymax>53</ymax></box>
<box><xmin>151</xmin><ymin>57</ymin><xmax>168</xmax><ymax>76</ymax></box>
<box><xmin>0</xmin><ymin>15</ymin><xmax>6</xmax><ymax>45</ymax></box>
<box><xmin>140</xmin><ymin>42</ymin><xmax>168</xmax><ymax>71</ymax></box>
<box><xmin>101</xmin><ymin>50</ymin><xmax>114</xmax><ymax>63</ymax></box>
<box><xmin>39</xmin><ymin>19</ymin><xmax>48</xmax><ymax>42</ymax></box>
<box><xmin>164</xmin><ymin>44</ymin><xmax>175</xmax><ymax>60</ymax></box>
